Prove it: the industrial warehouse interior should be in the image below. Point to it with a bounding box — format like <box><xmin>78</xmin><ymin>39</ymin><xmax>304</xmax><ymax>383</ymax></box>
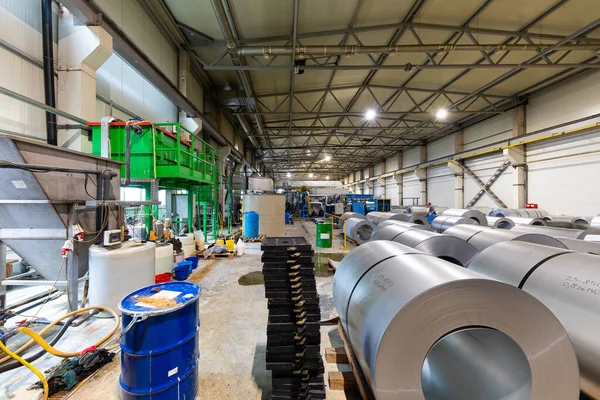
<box><xmin>1</xmin><ymin>0</ymin><xmax>600</xmax><ymax>399</ymax></box>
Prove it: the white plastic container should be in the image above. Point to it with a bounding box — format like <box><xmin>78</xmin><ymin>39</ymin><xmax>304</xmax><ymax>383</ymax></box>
<box><xmin>155</xmin><ymin>242</ymin><xmax>174</xmax><ymax>275</ymax></box>
<box><xmin>194</xmin><ymin>230</ymin><xmax>205</xmax><ymax>251</ymax></box>
<box><xmin>89</xmin><ymin>241</ymin><xmax>155</xmax><ymax>316</ymax></box>
<box><xmin>178</xmin><ymin>234</ymin><xmax>196</xmax><ymax>258</ymax></box>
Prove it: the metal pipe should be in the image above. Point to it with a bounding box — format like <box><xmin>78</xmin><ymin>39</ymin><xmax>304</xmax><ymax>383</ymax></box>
<box><xmin>0</xmin><ymin>85</ymin><xmax>87</xmax><ymax>125</ymax></box>
<box><xmin>239</xmin><ymin>43</ymin><xmax>600</xmax><ymax>57</ymax></box>
<box><xmin>203</xmin><ymin>63</ymin><xmax>600</xmax><ymax>71</ymax></box>
<box><xmin>41</xmin><ymin>0</ymin><xmax>57</xmax><ymax>146</ymax></box>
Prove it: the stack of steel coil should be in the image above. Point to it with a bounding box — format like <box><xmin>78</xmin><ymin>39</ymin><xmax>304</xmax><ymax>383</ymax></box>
<box><xmin>261</xmin><ymin>237</ymin><xmax>325</xmax><ymax>399</ymax></box>
<box><xmin>333</xmin><ymin>241</ymin><xmax>580</xmax><ymax>399</ymax></box>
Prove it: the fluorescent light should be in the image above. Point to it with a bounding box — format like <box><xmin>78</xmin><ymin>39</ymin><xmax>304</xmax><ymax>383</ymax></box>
<box><xmin>309</xmin><ymin>173</ymin><xmax>314</xmax><ymax>178</ymax></box>
<box><xmin>365</xmin><ymin>109</ymin><xmax>377</xmax><ymax>120</ymax></box>
<box><xmin>436</xmin><ymin>109</ymin><xmax>448</xmax><ymax>119</ymax></box>
<box><xmin>286</xmin><ymin>172</ymin><xmax>291</xmax><ymax>178</ymax></box>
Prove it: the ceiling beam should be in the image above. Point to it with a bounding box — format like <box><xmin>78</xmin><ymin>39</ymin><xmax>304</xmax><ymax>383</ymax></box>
<box><xmin>203</xmin><ymin>63</ymin><xmax>600</xmax><ymax>71</ymax></box>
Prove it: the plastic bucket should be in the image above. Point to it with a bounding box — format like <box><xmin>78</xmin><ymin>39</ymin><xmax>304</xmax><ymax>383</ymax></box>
<box><xmin>119</xmin><ymin>282</ymin><xmax>201</xmax><ymax>399</ymax></box>
<box><xmin>225</xmin><ymin>240</ymin><xmax>235</xmax><ymax>251</ymax></box>
<box><xmin>155</xmin><ymin>273</ymin><xmax>172</xmax><ymax>284</ymax></box>
<box><xmin>185</xmin><ymin>256</ymin><xmax>199</xmax><ymax>270</ymax></box>
<box><xmin>174</xmin><ymin>263</ymin><xmax>191</xmax><ymax>281</ymax></box>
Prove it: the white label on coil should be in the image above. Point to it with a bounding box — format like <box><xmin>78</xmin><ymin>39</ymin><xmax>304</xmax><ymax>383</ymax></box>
<box><xmin>320</xmin><ymin>233</ymin><xmax>330</xmax><ymax>239</ymax></box>
<box><xmin>168</xmin><ymin>367</ymin><xmax>178</xmax><ymax>377</ymax></box>
<box><xmin>11</xmin><ymin>180</ymin><xmax>26</xmax><ymax>189</ymax></box>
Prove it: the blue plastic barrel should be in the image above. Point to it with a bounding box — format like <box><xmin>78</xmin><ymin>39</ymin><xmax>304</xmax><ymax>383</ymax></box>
<box><xmin>285</xmin><ymin>212</ymin><xmax>291</xmax><ymax>224</ymax></box>
<box><xmin>244</xmin><ymin>211</ymin><xmax>259</xmax><ymax>238</ymax></box>
<box><xmin>119</xmin><ymin>282</ymin><xmax>201</xmax><ymax>399</ymax></box>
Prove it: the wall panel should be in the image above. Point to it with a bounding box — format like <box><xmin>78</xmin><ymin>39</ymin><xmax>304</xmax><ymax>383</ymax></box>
<box><xmin>427</xmin><ymin>165</ymin><xmax>453</xmax><ymax>207</ymax></box>
<box><xmin>463</xmin><ymin>153</ymin><xmax>512</xmax><ymax>209</ymax></box>
<box><xmin>463</xmin><ymin>113</ymin><xmax>512</xmax><ymax>151</ymax></box>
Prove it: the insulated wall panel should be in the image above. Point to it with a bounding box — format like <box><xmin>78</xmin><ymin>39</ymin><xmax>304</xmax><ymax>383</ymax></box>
<box><xmin>385</xmin><ymin>154</ymin><xmax>399</xmax><ymax>172</ymax></box>
<box><xmin>403</xmin><ymin>171</ymin><xmax>421</xmax><ymax>204</ymax></box>
<box><xmin>427</xmin><ymin>165</ymin><xmax>453</xmax><ymax>207</ymax></box>
<box><xmin>463</xmin><ymin>113</ymin><xmax>512</xmax><ymax>151</ymax></box>
<box><xmin>385</xmin><ymin>177</ymin><xmax>399</xmax><ymax>205</ymax></box>
<box><xmin>427</xmin><ymin>134</ymin><xmax>455</xmax><ymax>161</ymax></box>
<box><xmin>527</xmin><ymin>70</ymin><xmax>600</xmax><ymax>134</ymax></box>
<box><xmin>402</xmin><ymin>147</ymin><xmax>421</xmax><ymax>167</ymax></box>
<box><xmin>527</xmin><ymin>130</ymin><xmax>600</xmax><ymax>216</ymax></box>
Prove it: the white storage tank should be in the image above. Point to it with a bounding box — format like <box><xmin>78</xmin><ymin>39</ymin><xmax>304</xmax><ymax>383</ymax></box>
<box><xmin>89</xmin><ymin>241</ymin><xmax>155</xmax><ymax>316</ymax></box>
<box><xmin>177</xmin><ymin>233</ymin><xmax>196</xmax><ymax>258</ymax></box>
<box><xmin>155</xmin><ymin>242</ymin><xmax>174</xmax><ymax>275</ymax></box>
<box><xmin>242</xmin><ymin>194</ymin><xmax>286</xmax><ymax>237</ymax></box>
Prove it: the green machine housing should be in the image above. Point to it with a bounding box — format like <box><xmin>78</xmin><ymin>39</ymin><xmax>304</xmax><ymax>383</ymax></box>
<box><xmin>89</xmin><ymin>121</ymin><xmax>220</xmax><ymax>240</ymax></box>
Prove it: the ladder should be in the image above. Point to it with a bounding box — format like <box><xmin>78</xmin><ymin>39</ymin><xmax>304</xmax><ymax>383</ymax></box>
<box><xmin>464</xmin><ymin>160</ymin><xmax>511</xmax><ymax>208</ymax></box>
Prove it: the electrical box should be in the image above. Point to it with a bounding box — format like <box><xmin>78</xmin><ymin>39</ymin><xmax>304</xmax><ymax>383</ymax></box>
<box><xmin>103</xmin><ymin>229</ymin><xmax>122</xmax><ymax>247</ymax></box>
<box><xmin>334</xmin><ymin>203</ymin><xmax>344</xmax><ymax>215</ymax></box>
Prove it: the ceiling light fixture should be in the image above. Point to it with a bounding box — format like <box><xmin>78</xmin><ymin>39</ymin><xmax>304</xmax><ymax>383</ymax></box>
<box><xmin>309</xmin><ymin>173</ymin><xmax>314</xmax><ymax>178</ymax></box>
<box><xmin>436</xmin><ymin>109</ymin><xmax>448</xmax><ymax>119</ymax></box>
<box><xmin>326</xmin><ymin>176</ymin><xmax>330</xmax><ymax>180</ymax></box>
<box><xmin>324</xmin><ymin>155</ymin><xmax>331</xmax><ymax>162</ymax></box>
<box><xmin>286</xmin><ymin>172</ymin><xmax>291</xmax><ymax>178</ymax></box>
<box><xmin>365</xmin><ymin>109</ymin><xmax>377</xmax><ymax>121</ymax></box>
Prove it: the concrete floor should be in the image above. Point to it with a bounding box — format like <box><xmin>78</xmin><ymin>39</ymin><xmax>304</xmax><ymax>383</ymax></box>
<box><xmin>1</xmin><ymin>221</ymin><xmax>357</xmax><ymax>399</ymax></box>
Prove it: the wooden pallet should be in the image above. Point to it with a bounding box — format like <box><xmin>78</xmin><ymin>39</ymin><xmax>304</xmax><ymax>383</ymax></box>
<box><xmin>325</xmin><ymin>322</ymin><xmax>376</xmax><ymax>400</ymax></box>
<box><xmin>243</xmin><ymin>234</ymin><xmax>266</xmax><ymax>243</ymax></box>
<box><xmin>208</xmin><ymin>250</ymin><xmax>235</xmax><ymax>259</ymax></box>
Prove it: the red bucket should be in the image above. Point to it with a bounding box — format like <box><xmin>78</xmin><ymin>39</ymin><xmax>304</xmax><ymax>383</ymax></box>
<box><xmin>155</xmin><ymin>273</ymin><xmax>172</xmax><ymax>284</ymax></box>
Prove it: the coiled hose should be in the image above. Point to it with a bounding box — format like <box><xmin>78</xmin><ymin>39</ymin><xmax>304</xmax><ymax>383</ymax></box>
<box><xmin>0</xmin><ymin>306</ymin><xmax>120</xmax><ymax>400</ymax></box>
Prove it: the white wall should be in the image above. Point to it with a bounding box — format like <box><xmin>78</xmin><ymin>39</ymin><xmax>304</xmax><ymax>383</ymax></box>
<box><xmin>94</xmin><ymin>0</ymin><xmax>177</xmax><ymax>84</ymax></box>
<box><xmin>463</xmin><ymin>153</ymin><xmax>513</xmax><ymax>208</ymax></box>
<box><xmin>427</xmin><ymin>165</ymin><xmax>454</xmax><ymax>207</ymax></box>
<box><xmin>96</xmin><ymin>53</ymin><xmax>177</xmax><ymax>122</ymax></box>
<box><xmin>0</xmin><ymin>1</ymin><xmax>57</xmax><ymax>141</ymax></box>
<box><xmin>463</xmin><ymin>113</ymin><xmax>512</xmax><ymax>151</ymax></box>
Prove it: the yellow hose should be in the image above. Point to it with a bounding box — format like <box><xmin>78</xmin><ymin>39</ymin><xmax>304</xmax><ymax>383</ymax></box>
<box><xmin>0</xmin><ymin>305</ymin><xmax>120</xmax><ymax>400</ymax></box>
<box><xmin>0</xmin><ymin>340</ymin><xmax>48</xmax><ymax>400</ymax></box>
<box><xmin>0</xmin><ymin>305</ymin><xmax>120</xmax><ymax>364</ymax></box>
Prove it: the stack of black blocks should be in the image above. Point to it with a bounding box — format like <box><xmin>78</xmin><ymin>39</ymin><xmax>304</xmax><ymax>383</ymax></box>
<box><xmin>262</xmin><ymin>236</ymin><xmax>325</xmax><ymax>400</ymax></box>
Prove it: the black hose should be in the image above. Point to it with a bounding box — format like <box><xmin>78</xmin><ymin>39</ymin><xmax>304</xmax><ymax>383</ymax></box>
<box><xmin>41</xmin><ymin>0</ymin><xmax>57</xmax><ymax>146</ymax></box>
<box><xmin>0</xmin><ymin>316</ymin><xmax>77</xmax><ymax>373</ymax></box>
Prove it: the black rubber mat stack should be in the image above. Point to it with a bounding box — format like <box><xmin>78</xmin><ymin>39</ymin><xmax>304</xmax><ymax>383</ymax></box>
<box><xmin>262</xmin><ymin>236</ymin><xmax>325</xmax><ymax>400</ymax></box>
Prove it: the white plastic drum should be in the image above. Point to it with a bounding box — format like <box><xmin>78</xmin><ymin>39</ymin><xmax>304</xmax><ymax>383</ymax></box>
<box><xmin>178</xmin><ymin>234</ymin><xmax>196</xmax><ymax>258</ymax></box>
<box><xmin>155</xmin><ymin>242</ymin><xmax>174</xmax><ymax>275</ymax></box>
<box><xmin>89</xmin><ymin>241</ymin><xmax>156</xmax><ymax>316</ymax></box>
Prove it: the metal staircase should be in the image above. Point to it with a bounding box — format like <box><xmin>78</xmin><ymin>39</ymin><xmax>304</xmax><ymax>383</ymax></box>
<box><xmin>464</xmin><ymin>160</ymin><xmax>511</xmax><ymax>208</ymax></box>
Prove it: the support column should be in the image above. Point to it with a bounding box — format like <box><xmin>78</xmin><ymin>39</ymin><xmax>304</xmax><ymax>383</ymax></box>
<box><xmin>57</xmin><ymin>9</ymin><xmax>112</xmax><ymax>152</ymax></box>
<box><xmin>394</xmin><ymin>174</ymin><xmax>403</xmax><ymax>206</ymax></box>
<box><xmin>504</xmin><ymin>147</ymin><xmax>527</xmax><ymax>208</ymax></box>
<box><xmin>416</xmin><ymin>145</ymin><xmax>427</xmax><ymax>204</ymax></box>
<box><xmin>66</xmin><ymin>205</ymin><xmax>79</xmax><ymax>311</ymax></box>
<box><xmin>513</xmin><ymin>104</ymin><xmax>526</xmax><ymax>138</ymax></box>
<box><xmin>448</xmin><ymin>161</ymin><xmax>464</xmax><ymax>208</ymax></box>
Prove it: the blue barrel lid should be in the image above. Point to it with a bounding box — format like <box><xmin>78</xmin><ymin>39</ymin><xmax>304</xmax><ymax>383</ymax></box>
<box><xmin>119</xmin><ymin>282</ymin><xmax>201</xmax><ymax>317</ymax></box>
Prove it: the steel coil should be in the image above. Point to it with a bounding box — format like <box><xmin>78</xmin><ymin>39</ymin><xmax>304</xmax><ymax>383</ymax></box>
<box><xmin>487</xmin><ymin>216</ymin><xmax>515</xmax><ymax>229</ymax></box>
<box><xmin>491</xmin><ymin>208</ymin><xmax>549</xmax><ymax>218</ymax></box>
<box><xmin>431</xmin><ymin>215</ymin><xmax>475</xmax><ymax>233</ymax></box>
<box><xmin>441</xmin><ymin>208</ymin><xmax>488</xmax><ymax>226</ymax></box>
<box><xmin>509</xmin><ymin>216</ymin><xmax>548</xmax><ymax>226</ymax></box>
<box><xmin>469</xmin><ymin>241</ymin><xmax>600</xmax><ymax>398</ymax></box>
<box><xmin>344</xmin><ymin>217</ymin><xmax>375</xmax><ymax>244</ymax></box>
<box><xmin>373</xmin><ymin>224</ymin><xmax>478</xmax><ymax>266</ymax></box>
<box><xmin>338</xmin><ymin>211</ymin><xmax>366</xmax><ymax>228</ymax></box>
<box><xmin>556</xmin><ymin>238</ymin><xmax>600</xmax><ymax>254</ymax></box>
<box><xmin>444</xmin><ymin>224</ymin><xmax>568</xmax><ymax>251</ymax></box>
<box><xmin>590</xmin><ymin>215</ymin><xmax>600</xmax><ymax>230</ymax></box>
<box><xmin>511</xmin><ymin>224</ymin><xmax>587</xmax><ymax>240</ymax></box>
<box><xmin>370</xmin><ymin>219</ymin><xmax>432</xmax><ymax>238</ymax></box>
<box><xmin>406</xmin><ymin>205</ymin><xmax>434</xmax><ymax>215</ymax></box>
<box><xmin>543</xmin><ymin>215</ymin><xmax>590</xmax><ymax>229</ymax></box>
<box><xmin>334</xmin><ymin>242</ymin><xmax>580</xmax><ymax>399</ymax></box>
